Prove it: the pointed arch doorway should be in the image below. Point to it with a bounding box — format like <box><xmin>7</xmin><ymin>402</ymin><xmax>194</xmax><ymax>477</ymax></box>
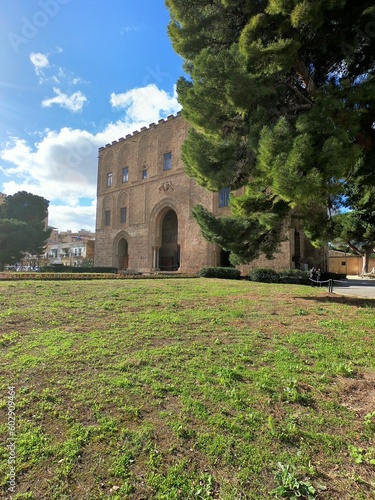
<box><xmin>118</xmin><ymin>238</ymin><xmax>129</xmax><ymax>270</ymax></box>
<box><xmin>159</xmin><ymin>209</ymin><xmax>179</xmax><ymax>271</ymax></box>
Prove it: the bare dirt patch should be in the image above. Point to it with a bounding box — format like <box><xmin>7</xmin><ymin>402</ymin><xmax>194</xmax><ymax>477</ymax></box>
<box><xmin>338</xmin><ymin>372</ymin><xmax>375</xmax><ymax>417</ymax></box>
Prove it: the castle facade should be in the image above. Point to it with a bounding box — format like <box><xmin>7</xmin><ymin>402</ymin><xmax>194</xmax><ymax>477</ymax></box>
<box><xmin>94</xmin><ymin>113</ymin><xmax>323</xmax><ymax>274</ymax></box>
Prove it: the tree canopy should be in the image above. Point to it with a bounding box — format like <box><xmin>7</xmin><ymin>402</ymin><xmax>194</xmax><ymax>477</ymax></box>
<box><xmin>166</xmin><ymin>0</ymin><xmax>375</xmax><ymax>267</ymax></box>
<box><xmin>0</xmin><ymin>191</ymin><xmax>52</xmax><ymax>270</ymax></box>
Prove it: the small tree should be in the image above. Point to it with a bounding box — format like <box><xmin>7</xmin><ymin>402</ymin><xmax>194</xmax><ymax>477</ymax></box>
<box><xmin>333</xmin><ymin>186</ymin><xmax>375</xmax><ymax>274</ymax></box>
<box><xmin>0</xmin><ymin>192</ymin><xmax>52</xmax><ymax>270</ymax></box>
<box><xmin>0</xmin><ymin>219</ymin><xmax>29</xmax><ymax>271</ymax></box>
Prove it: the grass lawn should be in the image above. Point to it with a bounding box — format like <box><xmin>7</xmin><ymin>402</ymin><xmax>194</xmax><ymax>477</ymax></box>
<box><xmin>0</xmin><ymin>278</ymin><xmax>374</xmax><ymax>499</ymax></box>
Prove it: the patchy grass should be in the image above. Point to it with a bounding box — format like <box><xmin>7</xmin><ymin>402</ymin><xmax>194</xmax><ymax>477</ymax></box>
<box><xmin>0</xmin><ymin>278</ymin><xmax>374</xmax><ymax>499</ymax></box>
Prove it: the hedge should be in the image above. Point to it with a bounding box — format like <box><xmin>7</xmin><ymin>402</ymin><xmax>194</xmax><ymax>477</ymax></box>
<box><xmin>248</xmin><ymin>268</ymin><xmax>280</xmax><ymax>283</ymax></box>
<box><xmin>40</xmin><ymin>265</ymin><xmax>118</xmax><ymax>274</ymax></box>
<box><xmin>278</xmin><ymin>269</ymin><xmax>310</xmax><ymax>284</ymax></box>
<box><xmin>199</xmin><ymin>267</ymin><xmax>241</xmax><ymax>280</ymax></box>
<box><xmin>248</xmin><ymin>268</ymin><xmax>347</xmax><ymax>284</ymax></box>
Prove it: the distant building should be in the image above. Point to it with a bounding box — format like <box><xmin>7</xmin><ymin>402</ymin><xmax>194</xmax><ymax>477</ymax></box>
<box><xmin>0</xmin><ymin>193</ymin><xmax>96</xmax><ymax>269</ymax></box>
<box><xmin>94</xmin><ymin>112</ymin><xmax>324</xmax><ymax>274</ymax></box>
<box><xmin>328</xmin><ymin>249</ymin><xmax>375</xmax><ymax>276</ymax></box>
<box><xmin>42</xmin><ymin>229</ymin><xmax>95</xmax><ymax>267</ymax></box>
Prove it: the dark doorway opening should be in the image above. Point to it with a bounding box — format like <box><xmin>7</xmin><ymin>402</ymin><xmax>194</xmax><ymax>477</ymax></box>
<box><xmin>220</xmin><ymin>249</ymin><xmax>233</xmax><ymax>267</ymax></box>
<box><xmin>159</xmin><ymin>210</ymin><xmax>179</xmax><ymax>271</ymax></box>
<box><xmin>118</xmin><ymin>238</ymin><xmax>129</xmax><ymax>270</ymax></box>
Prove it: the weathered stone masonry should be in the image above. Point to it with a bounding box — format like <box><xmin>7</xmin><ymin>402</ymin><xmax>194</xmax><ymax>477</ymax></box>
<box><xmin>94</xmin><ymin>112</ymin><xmax>324</xmax><ymax>273</ymax></box>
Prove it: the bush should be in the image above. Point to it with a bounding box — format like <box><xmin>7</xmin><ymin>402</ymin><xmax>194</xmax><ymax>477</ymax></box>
<box><xmin>321</xmin><ymin>271</ymin><xmax>346</xmax><ymax>281</ymax></box>
<box><xmin>40</xmin><ymin>265</ymin><xmax>118</xmax><ymax>274</ymax></box>
<box><xmin>279</xmin><ymin>269</ymin><xmax>310</xmax><ymax>284</ymax></box>
<box><xmin>200</xmin><ymin>267</ymin><xmax>241</xmax><ymax>280</ymax></box>
<box><xmin>248</xmin><ymin>268</ymin><xmax>280</xmax><ymax>283</ymax></box>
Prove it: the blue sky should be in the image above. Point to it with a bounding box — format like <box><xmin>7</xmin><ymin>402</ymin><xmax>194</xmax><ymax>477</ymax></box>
<box><xmin>0</xmin><ymin>0</ymin><xmax>183</xmax><ymax>231</ymax></box>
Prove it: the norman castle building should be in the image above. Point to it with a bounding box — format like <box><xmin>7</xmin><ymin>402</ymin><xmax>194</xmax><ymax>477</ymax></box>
<box><xmin>94</xmin><ymin>112</ymin><xmax>323</xmax><ymax>274</ymax></box>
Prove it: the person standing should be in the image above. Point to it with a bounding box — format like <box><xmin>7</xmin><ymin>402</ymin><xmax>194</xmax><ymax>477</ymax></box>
<box><xmin>309</xmin><ymin>267</ymin><xmax>317</xmax><ymax>286</ymax></box>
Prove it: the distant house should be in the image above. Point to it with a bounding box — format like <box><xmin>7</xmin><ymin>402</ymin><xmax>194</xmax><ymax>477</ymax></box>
<box><xmin>328</xmin><ymin>250</ymin><xmax>375</xmax><ymax>276</ymax></box>
<box><xmin>94</xmin><ymin>112</ymin><xmax>324</xmax><ymax>274</ymax></box>
<box><xmin>41</xmin><ymin>229</ymin><xmax>95</xmax><ymax>267</ymax></box>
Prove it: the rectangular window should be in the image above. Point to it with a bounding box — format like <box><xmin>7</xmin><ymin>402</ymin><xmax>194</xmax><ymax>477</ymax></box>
<box><xmin>219</xmin><ymin>188</ymin><xmax>230</xmax><ymax>207</ymax></box>
<box><xmin>120</xmin><ymin>207</ymin><xmax>127</xmax><ymax>224</ymax></box>
<box><xmin>104</xmin><ymin>210</ymin><xmax>111</xmax><ymax>226</ymax></box>
<box><xmin>107</xmin><ymin>172</ymin><xmax>113</xmax><ymax>187</ymax></box>
<box><xmin>122</xmin><ymin>167</ymin><xmax>129</xmax><ymax>183</ymax></box>
<box><xmin>163</xmin><ymin>152</ymin><xmax>172</xmax><ymax>170</ymax></box>
<box><xmin>142</xmin><ymin>168</ymin><xmax>147</xmax><ymax>180</ymax></box>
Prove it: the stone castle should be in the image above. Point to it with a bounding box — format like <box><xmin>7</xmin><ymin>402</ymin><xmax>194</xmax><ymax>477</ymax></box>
<box><xmin>94</xmin><ymin>112</ymin><xmax>324</xmax><ymax>274</ymax></box>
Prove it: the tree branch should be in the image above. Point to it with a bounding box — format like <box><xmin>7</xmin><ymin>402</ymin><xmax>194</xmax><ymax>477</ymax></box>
<box><xmin>294</xmin><ymin>59</ymin><xmax>318</xmax><ymax>95</ymax></box>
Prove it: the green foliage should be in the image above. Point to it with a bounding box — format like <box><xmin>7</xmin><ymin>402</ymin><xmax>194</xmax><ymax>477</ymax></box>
<box><xmin>0</xmin><ymin>191</ymin><xmax>51</xmax><ymax>270</ymax></box>
<box><xmin>1</xmin><ymin>279</ymin><xmax>375</xmax><ymax>497</ymax></box>
<box><xmin>199</xmin><ymin>266</ymin><xmax>241</xmax><ymax>279</ymax></box>
<box><xmin>364</xmin><ymin>411</ymin><xmax>375</xmax><ymax>435</ymax></box>
<box><xmin>39</xmin><ymin>265</ymin><xmax>118</xmax><ymax>274</ymax></box>
<box><xmin>348</xmin><ymin>445</ymin><xmax>375</xmax><ymax>466</ymax></box>
<box><xmin>192</xmin><ymin>204</ymin><xmax>287</xmax><ymax>265</ymax></box>
<box><xmin>278</xmin><ymin>269</ymin><xmax>310</xmax><ymax>284</ymax></box>
<box><xmin>272</xmin><ymin>463</ymin><xmax>316</xmax><ymax>499</ymax></box>
<box><xmin>320</xmin><ymin>272</ymin><xmax>346</xmax><ymax>281</ymax></box>
<box><xmin>333</xmin><ymin>185</ymin><xmax>375</xmax><ymax>273</ymax></box>
<box><xmin>166</xmin><ymin>0</ymin><xmax>375</xmax><ymax>264</ymax></box>
<box><xmin>0</xmin><ymin>218</ymin><xmax>29</xmax><ymax>270</ymax></box>
<box><xmin>248</xmin><ymin>268</ymin><xmax>280</xmax><ymax>283</ymax></box>
<box><xmin>78</xmin><ymin>258</ymin><xmax>94</xmax><ymax>267</ymax></box>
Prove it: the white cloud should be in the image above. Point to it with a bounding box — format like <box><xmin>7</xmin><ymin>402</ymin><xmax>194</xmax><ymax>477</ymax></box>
<box><xmin>42</xmin><ymin>88</ymin><xmax>87</xmax><ymax>112</ymax></box>
<box><xmin>0</xmin><ymin>85</ymin><xmax>182</xmax><ymax>232</ymax></box>
<box><xmin>120</xmin><ymin>26</ymin><xmax>139</xmax><ymax>35</ymax></box>
<box><xmin>110</xmin><ymin>84</ymin><xmax>181</xmax><ymax>123</ymax></box>
<box><xmin>48</xmin><ymin>202</ymin><xmax>97</xmax><ymax>232</ymax></box>
<box><xmin>1</xmin><ymin>128</ymin><xmax>99</xmax><ymax>206</ymax></box>
<box><xmin>29</xmin><ymin>51</ymin><xmax>87</xmax><ymax>93</ymax></box>
<box><xmin>30</xmin><ymin>52</ymin><xmax>49</xmax><ymax>74</ymax></box>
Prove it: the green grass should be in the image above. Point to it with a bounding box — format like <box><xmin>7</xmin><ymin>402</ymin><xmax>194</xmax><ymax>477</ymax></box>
<box><xmin>0</xmin><ymin>278</ymin><xmax>374</xmax><ymax>499</ymax></box>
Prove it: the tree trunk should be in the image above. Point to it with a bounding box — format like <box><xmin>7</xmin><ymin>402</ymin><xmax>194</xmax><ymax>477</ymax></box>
<box><xmin>361</xmin><ymin>247</ymin><xmax>372</xmax><ymax>275</ymax></box>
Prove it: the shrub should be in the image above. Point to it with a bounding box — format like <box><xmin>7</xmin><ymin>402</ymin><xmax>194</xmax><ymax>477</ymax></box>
<box><xmin>40</xmin><ymin>266</ymin><xmax>118</xmax><ymax>274</ymax></box>
<box><xmin>321</xmin><ymin>271</ymin><xmax>346</xmax><ymax>281</ymax></box>
<box><xmin>279</xmin><ymin>269</ymin><xmax>310</xmax><ymax>284</ymax></box>
<box><xmin>200</xmin><ymin>267</ymin><xmax>241</xmax><ymax>280</ymax></box>
<box><xmin>248</xmin><ymin>268</ymin><xmax>280</xmax><ymax>283</ymax></box>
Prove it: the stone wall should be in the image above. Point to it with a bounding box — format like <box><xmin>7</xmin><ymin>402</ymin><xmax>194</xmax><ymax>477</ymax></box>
<box><xmin>95</xmin><ymin>113</ymin><xmax>325</xmax><ymax>274</ymax></box>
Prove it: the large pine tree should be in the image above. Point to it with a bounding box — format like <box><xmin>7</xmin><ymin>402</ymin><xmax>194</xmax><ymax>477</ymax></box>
<box><xmin>166</xmin><ymin>0</ymin><xmax>375</xmax><ymax>267</ymax></box>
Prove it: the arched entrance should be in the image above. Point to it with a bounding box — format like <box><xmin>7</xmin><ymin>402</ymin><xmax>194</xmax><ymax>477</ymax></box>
<box><xmin>159</xmin><ymin>209</ymin><xmax>179</xmax><ymax>271</ymax></box>
<box><xmin>118</xmin><ymin>238</ymin><xmax>129</xmax><ymax>270</ymax></box>
<box><xmin>219</xmin><ymin>248</ymin><xmax>232</xmax><ymax>267</ymax></box>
